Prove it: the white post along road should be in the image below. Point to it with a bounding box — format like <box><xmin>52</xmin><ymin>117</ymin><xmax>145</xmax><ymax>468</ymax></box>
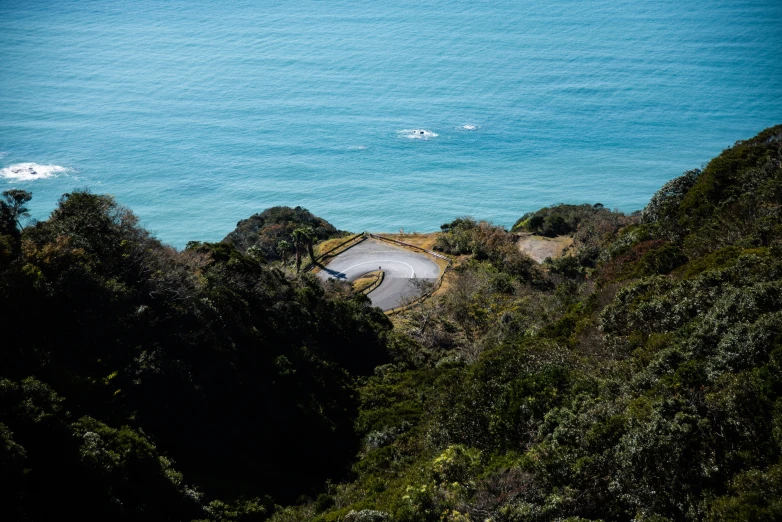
<box><xmin>316</xmin><ymin>238</ymin><xmax>441</xmax><ymax>311</ymax></box>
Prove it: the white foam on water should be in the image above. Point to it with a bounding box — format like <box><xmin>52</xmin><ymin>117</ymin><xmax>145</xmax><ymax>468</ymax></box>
<box><xmin>399</xmin><ymin>129</ymin><xmax>438</xmax><ymax>140</ymax></box>
<box><xmin>1</xmin><ymin>162</ymin><xmax>71</xmax><ymax>181</ymax></box>
<box><xmin>460</xmin><ymin>124</ymin><xmax>479</xmax><ymax>130</ymax></box>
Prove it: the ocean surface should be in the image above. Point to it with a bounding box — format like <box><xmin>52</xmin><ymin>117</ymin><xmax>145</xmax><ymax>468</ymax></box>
<box><xmin>2</xmin><ymin>0</ymin><xmax>781</xmax><ymax>247</ymax></box>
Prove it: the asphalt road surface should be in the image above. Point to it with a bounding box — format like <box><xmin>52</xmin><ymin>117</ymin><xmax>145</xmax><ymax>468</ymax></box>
<box><xmin>316</xmin><ymin>238</ymin><xmax>441</xmax><ymax>311</ymax></box>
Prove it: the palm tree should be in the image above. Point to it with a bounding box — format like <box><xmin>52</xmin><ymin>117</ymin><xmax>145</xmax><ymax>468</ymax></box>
<box><xmin>277</xmin><ymin>240</ymin><xmax>291</xmax><ymax>266</ymax></box>
<box><xmin>303</xmin><ymin>227</ymin><xmax>316</xmax><ymax>265</ymax></box>
<box><xmin>291</xmin><ymin>228</ymin><xmax>308</xmax><ymax>273</ymax></box>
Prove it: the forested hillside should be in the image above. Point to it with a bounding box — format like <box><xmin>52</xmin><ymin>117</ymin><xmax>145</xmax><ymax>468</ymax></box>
<box><xmin>275</xmin><ymin>125</ymin><xmax>782</xmax><ymax>521</ymax></box>
<box><xmin>0</xmin><ymin>192</ymin><xmax>389</xmax><ymax>520</ymax></box>
<box><xmin>1</xmin><ymin>125</ymin><xmax>781</xmax><ymax>521</ymax></box>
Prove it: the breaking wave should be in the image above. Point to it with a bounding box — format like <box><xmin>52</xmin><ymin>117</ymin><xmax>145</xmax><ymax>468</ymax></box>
<box><xmin>1</xmin><ymin>162</ymin><xmax>71</xmax><ymax>181</ymax></box>
<box><xmin>399</xmin><ymin>129</ymin><xmax>438</xmax><ymax>140</ymax></box>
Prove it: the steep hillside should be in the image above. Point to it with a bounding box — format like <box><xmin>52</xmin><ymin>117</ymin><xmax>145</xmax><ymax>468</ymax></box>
<box><xmin>0</xmin><ymin>192</ymin><xmax>389</xmax><ymax>521</ymax></box>
<box><xmin>275</xmin><ymin>125</ymin><xmax>782</xmax><ymax>521</ymax></box>
<box><xmin>1</xmin><ymin>125</ymin><xmax>780</xmax><ymax>522</ymax></box>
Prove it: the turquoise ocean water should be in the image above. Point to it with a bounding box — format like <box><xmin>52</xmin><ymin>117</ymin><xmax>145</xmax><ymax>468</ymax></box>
<box><xmin>1</xmin><ymin>0</ymin><xmax>781</xmax><ymax>247</ymax></box>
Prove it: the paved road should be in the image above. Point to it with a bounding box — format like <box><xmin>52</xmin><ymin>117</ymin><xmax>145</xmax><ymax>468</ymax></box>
<box><xmin>316</xmin><ymin>238</ymin><xmax>441</xmax><ymax>311</ymax></box>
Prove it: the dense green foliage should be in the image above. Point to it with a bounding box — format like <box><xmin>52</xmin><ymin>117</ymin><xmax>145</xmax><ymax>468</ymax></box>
<box><xmin>510</xmin><ymin>203</ymin><xmax>637</xmax><ymax>276</ymax></box>
<box><xmin>273</xmin><ymin>126</ymin><xmax>782</xmax><ymax>521</ymax></box>
<box><xmin>0</xmin><ymin>192</ymin><xmax>390</xmax><ymax>521</ymax></box>
<box><xmin>223</xmin><ymin>206</ymin><xmax>344</xmax><ymax>262</ymax></box>
<box><xmin>512</xmin><ymin>203</ymin><xmax>634</xmax><ymax>239</ymax></box>
<box><xmin>434</xmin><ymin>218</ymin><xmax>542</xmax><ymax>283</ymax></box>
<box><xmin>2</xmin><ymin>125</ymin><xmax>780</xmax><ymax>521</ymax></box>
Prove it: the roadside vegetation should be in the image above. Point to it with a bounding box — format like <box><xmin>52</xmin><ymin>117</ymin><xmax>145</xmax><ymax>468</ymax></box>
<box><xmin>223</xmin><ymin>205</ymin><xmax>347</xmax><ymax>267</ymax></box>
<box><xmin>353</xmin><ymin>270</ymin><xmax>384</xmax><ymax>295</ymax></box>
<box><xmin>1</xmin><ymin>125</ymin><xmax>780</xmax><ymax>521</ymax></box>
<box><xmin>275</xmin><ymin>125</ymin><xmax>782</xmax><ymax>522</ymax></box>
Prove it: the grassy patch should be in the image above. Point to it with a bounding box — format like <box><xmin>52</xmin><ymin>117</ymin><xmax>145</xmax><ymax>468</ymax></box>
<box><xmin>353</xmin><ymin>270</ymin><xmax>383</xmax><ymax>294</ymax></box>
<box><xmin>377</xmin><ymin>232</ymin><xmax>440</xmax><ymax>251</ymax></box>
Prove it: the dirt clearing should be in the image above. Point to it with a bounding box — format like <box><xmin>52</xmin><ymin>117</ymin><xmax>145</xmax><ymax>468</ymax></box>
<box><xmin>517</xmin><ymin>234</ymin><xmax>573</xmax><ymax>263</ymax></box>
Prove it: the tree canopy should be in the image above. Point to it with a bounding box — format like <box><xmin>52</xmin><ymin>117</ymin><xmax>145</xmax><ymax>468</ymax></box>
<box><xmin>272</xmin><ymin>125</ymin><xmax>782</xmax><ymax>521</ymax></box>
<box><xmin>0</xmin><ymin>191</ymin><xmax>390</xmax><ymax>521</ymax></box>
<box><xmin>223</xmin><ymin>206</ymin><xmax>344</xmax><ymax>263</ymax></box>
<box><xmin>2</xmin><ymin>125</ymin><xmax>781</xmax><ymax>521</ymax></box>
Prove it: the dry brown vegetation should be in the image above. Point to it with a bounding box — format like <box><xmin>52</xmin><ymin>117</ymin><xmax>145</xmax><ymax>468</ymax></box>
<box><xmin>352</xmin><ymin>270</ymin><xmax>383</xmax><ymax>294</ymax></box>
<box><xmin>375</xmin><ymin>232</ymin><xmax>439</xmax><ymax>251</ymax></box>
<box><xmin>516</xmin><ymin>234</ymin><xmax>573</xmax><ymax>263</ymax></box>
